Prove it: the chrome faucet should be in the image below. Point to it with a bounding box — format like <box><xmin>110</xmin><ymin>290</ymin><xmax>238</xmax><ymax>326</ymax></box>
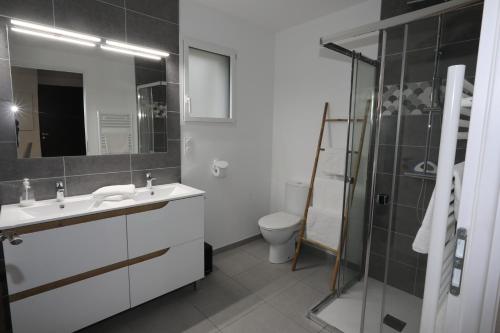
<box><xmin>56</xmin><ymin>181</ymin><xmax>65</xmax><ymax>202</ymax></box>
<box><xmin>146</xmin><ymin>173</ymin><xmax>156</xmax><ymax>190</ymax></box>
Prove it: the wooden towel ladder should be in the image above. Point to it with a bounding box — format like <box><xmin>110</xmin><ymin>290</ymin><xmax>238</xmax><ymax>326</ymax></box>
<box><xmin>291</xmin><ymin>101</ymin><xmax>369</xmax><ymax>292</ymax></box>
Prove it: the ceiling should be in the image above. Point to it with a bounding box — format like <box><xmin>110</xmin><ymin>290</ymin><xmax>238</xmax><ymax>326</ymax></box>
<box><xmin>189</xmin><ymin>0</ymin><xmax>368</xmax><ymax>32</ymax></box>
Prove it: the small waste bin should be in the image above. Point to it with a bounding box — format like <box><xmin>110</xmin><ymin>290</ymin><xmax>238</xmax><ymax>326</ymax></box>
<box><xmin>204</xmin><ymin>242</ymin><xmax>213</xmax><ymax>275</ymax></box>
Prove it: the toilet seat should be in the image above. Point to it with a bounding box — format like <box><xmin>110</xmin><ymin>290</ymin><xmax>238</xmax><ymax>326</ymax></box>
<box><xmin>258</xmin><ymin>212</ymin><xmax>301</xmax><ymax>231</ymax></box>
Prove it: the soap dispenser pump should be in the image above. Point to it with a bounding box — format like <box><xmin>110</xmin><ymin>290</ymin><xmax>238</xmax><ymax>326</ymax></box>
<box><xmin>20</xmin><ymin>178</ymin><xmax>35</xmax><ymax>207</ymax></box>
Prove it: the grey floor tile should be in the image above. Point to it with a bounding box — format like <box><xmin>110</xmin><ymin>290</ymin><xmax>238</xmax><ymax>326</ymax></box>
<box><xmin>300</xmin><ymin>265</ymin><xmax>335</xmax><ymax>295</ymax></box>
<box><xmin>267</xmin><ymin>282</ymin><xmax>326</xmax><ymax>332</ymax></box>
<box><xmin>185</xmin><ymin>269</ymin><xmax>260</xmax><ymax>328</ymax></box>
<box><xmin>232</xmin><ymin>261</ymin><xmax>297</xmax><ymax>299</ymax></box>
<box><xmin>238</xmin><ymin>238</ymin><xmax>269</xmax><ymax>261</ymax></box>
<box><xmin>221</xmin><ymin>303</ymin><xmax>310</xmax><ymax>333</ymax></box>
<box><xmin>214</xmin><ymin>248</ymin><xmax>261</xmax><ymax>277</ymax></box>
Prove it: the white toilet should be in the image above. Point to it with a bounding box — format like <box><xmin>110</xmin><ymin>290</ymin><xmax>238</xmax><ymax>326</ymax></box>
<box><xmin>258</xmin><ymin>181</ymin><xmax>309</xmax><ymax>263</ymax></box>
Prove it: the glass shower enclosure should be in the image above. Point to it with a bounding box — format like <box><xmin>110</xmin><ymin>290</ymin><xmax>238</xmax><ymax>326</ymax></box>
<box><xmin>309</xmin><ymin>2</ymin><xmax>482</xmax><ymax>332</ymax></box>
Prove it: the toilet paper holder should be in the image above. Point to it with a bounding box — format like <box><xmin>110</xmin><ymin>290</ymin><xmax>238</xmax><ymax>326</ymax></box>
<box><xmin>211</xmin><ymin>159</ymin><xmax>229</xmax><ymax>178</ymax></box>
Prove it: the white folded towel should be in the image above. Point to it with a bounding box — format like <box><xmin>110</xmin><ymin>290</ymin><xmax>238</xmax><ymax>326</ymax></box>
<box><xmin>313</xmin><ymin>177</ymin><xmax>344</xmax><ymax>211</ymax></box>
<box><xmin>318</xmin><ymin>148</ymin><xmax>346</xmax><ymax>178</ymax></box>
<box><xmin>412</xmin><ymin>162</ymin><xmax>464</xmax><ymax>253</ymax></box>
<box><xmin>92</xmin><ymin>184</ymin><xmax>136</xmax><ymax>200</ymax></box>
<box><xmin>306</xmin><ymin>207</ymin><xmax>343</xmax><ymax>250</ymax></box>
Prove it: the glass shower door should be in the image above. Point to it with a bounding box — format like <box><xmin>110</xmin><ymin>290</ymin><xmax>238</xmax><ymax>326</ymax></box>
<box><xmin>337</xmin><ymin>56</ymin><xmax>378</xmax><ymax>294</ymax></box>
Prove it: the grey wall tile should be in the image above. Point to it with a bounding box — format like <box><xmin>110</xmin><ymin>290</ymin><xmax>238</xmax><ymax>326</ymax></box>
<box><xmin>98</xmin><ymin>0</ymin><xmax>125</xmax><ymax>7</ymax></box>
<box><xmin>0</xmin><ymin>177</ymin><xmax>63</xmax><ymax>204</ymax></box>
<box><xmin>393</xmin><ymin>175</ymin><xmax>433</xmax><ymax>207</ymax></box>
<box><xmin>377</xmin><ymin>145</ymin><xmax>395</xmax><ymax>174</ymax></box>
<box><xmin>407</xmin><ymin>16</ymin><xmax>438</xmax><ymax>52</ymax></box>
<box><xmin>131</xmin><ymin>167</ymin><xmax>180</xmax><ymax>187</ymax></box>
<box><xmin>0</xmin><ymin>0</ymin><xmax>54</xmax><ymax>24</ymax></box>
<box><xmin>2</xmin><ymin>155</ymin><xmax>64</xmax><ymax>183</ymax></box>
<box><xmin>0</xmin><ymin>142</ymin><xmax>19</xmax><ymax>181</ymax></box>
<box><xmin>66</xmin><ymin>171</ymin><xmax>131</xmax><ymax>196</ymax></box>
<box><xmin>383</xmin><ymin>54</ymin><xmax>403</xmax><ymax>85</ymax></box>
<box><xmin>17</xmin><ymin>157</ymin><xmax>64</xmax><ymax>180</ymax></box>
<box><xmin>392</xmin><ymin>204</ymin><xmax>423</xmax><ymax>237</ymax></box>
<box><xmin>125</xmin><ymin>0</ymin><xmax>178</xmax><ymax>24</ymax></box>
<box><xmin>370</xmin><ymin>226</ymin><xmax>388</xmax><ymax>256</ymax></box>
<box><xmin>374</xmin><ymin>203</ymin><xmax>423</xmax><ymax>237</ymax></box>
<box><xmin>166</xmin><ymin>54</ymin><xmax>179</xmax><ymax>83</ymax></box>
<box><xmin>389</xmin><ymin>233</ymin><xmax>418</xmax><ymax>266</ymax></box>
<box><xmin>368</xmin><ymin>253</ymin><xmax>385</xmax><ymax>282</ymax></box>
<box><xmin>438</xmin><ymin>40</ymin><xmax>479</xmax><ymax>79</ymax></box>
<box><xmin>166</xmin><ymin>84</ymin><xmax>179</xmax><ymax>112</ymax></box>
<box><xmin>131</xmin><ymin>141</ymin><xmax>179</xmax><ymax>170</ymax></box>
<box><xmin>379</xmin><ymin>115</ymin><xmax>397</xmax><ymax>145</ymax></box>
<box><xmin>126</xmin><ymin>10</ymin><xmax>179</xmax><ymax>53</ymax></box>
<box><xmin>0</xmin><ymin>20</ymin><xmax>9</xmax><ymax>60</ymax></box>
<box><xmin>167</xmin><ymin>112</ymin><xmax>180</xmax><ymax>139</ymax></box>
<box><xmin>54</xmin><ymin>0</ymin><xmax>126</xmax><ymax>40</ymax></box>
<box><xmin>386</xmin><ymin>259</ymin><xmax>416</xmax><ymax>294</ymax></box>
<box><xmin>385</xmin><ymin>26</ymin><xmax>405</xmax><ymax>56</ymax></box>
<box><xmin>0</xmin><ymin>60</ymin><xmax>12</xmax><ymax>101</ymax></box>
<box><xmin>441</xmin><ymin>4</ymin><xmax>483</xmax><ymax>45</ymax></box>
<box><xmin>414</xmin><ymin>268</ymin><xmax>426</xmax><ymax>298</ymax></box>
<box><xmin>405</xmin><ymin>48</ymin><xmax>436</xmax><ymax>83</ymax></box>
<box><xmin>135</xmin><ymin>68</ymin><xmax>166</xmax><ymax>86</ymax></box>
<box><xmin>0</xmin><ymin>100</ymin><xmax>16</xmax><ymax>142</ymax></box>
<box><xmin>64</xmin><ymin>154</ymin><xmax>130</xmax><ymax>176</ymax></box>
<box><xmin>400</xmin><ymin>115</ymin><xmax>430</xmax><ymax>147</ymax></box>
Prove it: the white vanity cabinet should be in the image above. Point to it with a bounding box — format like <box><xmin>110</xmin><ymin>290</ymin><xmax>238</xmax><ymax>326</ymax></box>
<box><xmin>4</xmin><ymin>216</ymin><xmax>130</xmax><ymax>333</ymax></box>
<box><xmin>1</xmin><ymin>191</ymin><xmax>205</xmax><ymax>333</ymax></box>
<box><xmin>127</xmin><ymin>196</ymin><xmax>205</xmax><ymax>307</ymax></box>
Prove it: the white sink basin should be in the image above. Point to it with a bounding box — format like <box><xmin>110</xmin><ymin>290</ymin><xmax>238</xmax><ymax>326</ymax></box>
<box><xmin>0</xmin><ymin>183</ymin><xmax>204</xmax><ymax>231</ymax></box>
<box><xmin>21</xmin><ymin>199</ymin><xmax>96</xmax><ymax>219</ymax></box>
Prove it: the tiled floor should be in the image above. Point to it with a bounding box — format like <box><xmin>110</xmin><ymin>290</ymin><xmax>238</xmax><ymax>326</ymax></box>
<box><xmin>81</xmin><ymin>237</ymin><xmax>335</xmax><ymax>333</ymax></box>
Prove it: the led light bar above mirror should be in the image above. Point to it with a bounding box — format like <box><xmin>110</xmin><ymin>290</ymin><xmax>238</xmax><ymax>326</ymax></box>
<box><xmin>10</xmin><ymin>19</ymin><xmax>170</xmax><ymax>61</ymax></box>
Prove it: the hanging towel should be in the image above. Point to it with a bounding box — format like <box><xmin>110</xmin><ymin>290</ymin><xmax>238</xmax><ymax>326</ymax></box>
<box><xmin>412</xmin><ymin>162</ymin><xmax>465</xmax><ymax>253</ymax></box>
<box><xmin>319</xmin><ymin>148</ymin><xmax>346</xmax><ymax>178</ymax></box>
<box><xmin>306</xmin><ymin>207</ymin><xmax>343</xmax><ymax>250</ymax></box>
<box><xmin>93</xmin><ymin>184</ymin><xmax>136</xmax><ymax>200</ymax></box>
<box><xmin>312</xmin><ymin>177</ymin><xmax>344</xmax><ymax>211</ymax></box>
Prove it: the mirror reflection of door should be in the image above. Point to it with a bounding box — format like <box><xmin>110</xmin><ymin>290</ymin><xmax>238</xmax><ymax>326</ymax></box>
<box><xmin>11</xmin><ymin>68</ymin><xmax>86</xmax><ymax>158</ymax></box>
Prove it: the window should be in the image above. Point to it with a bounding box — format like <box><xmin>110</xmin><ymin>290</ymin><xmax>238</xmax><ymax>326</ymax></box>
<box><xmin>183</xmin><ymin>39</ymin><xmax>235</xmax><ymax>122</ymax></box>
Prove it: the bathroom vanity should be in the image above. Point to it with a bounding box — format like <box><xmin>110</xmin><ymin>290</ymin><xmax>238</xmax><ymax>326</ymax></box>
<box><xmin>0</xmin><ymin>183</ymin><xmax>205</xmax><ymax>333</ymax></box>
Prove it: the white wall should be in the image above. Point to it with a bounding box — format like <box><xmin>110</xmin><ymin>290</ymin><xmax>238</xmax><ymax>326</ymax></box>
<box><xmin>270</xmin><ymin>0</ymin><xmax>381</xmax><ymax>212</ymax></box>
<box><xmin>180</xmin><ymin>1</ymin><xmax>275</xmax><ymax>249</ymax></box>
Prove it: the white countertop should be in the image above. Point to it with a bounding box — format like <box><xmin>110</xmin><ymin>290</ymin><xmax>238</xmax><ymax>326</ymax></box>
<box><xmin>0</xmin><ymin>183</ymin><xmax>205</xmax><ymax>231</ymax></box>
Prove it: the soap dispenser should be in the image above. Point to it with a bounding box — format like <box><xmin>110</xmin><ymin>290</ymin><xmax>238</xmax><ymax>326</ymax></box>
<box><xmin>19</xmin><ymin>178</ymin><xmax>35</xmax><ymax>207</ymax></box>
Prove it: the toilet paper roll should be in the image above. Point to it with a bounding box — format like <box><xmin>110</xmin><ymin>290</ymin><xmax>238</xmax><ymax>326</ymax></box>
<box><xmin>211</xmin><ymin>159</ymin><xmax>228</xmax><ymax>178</ymax></box>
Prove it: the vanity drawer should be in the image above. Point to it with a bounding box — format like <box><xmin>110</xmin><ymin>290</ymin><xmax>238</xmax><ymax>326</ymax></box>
<box><xmin>129</xmin><ymin>238</ymin><xmax>204</xmax><ymax>307</ymax></box>
<box><xmin>10</xmin><ymin>267</ymin><xmax>130</xmax><ymax>333</ymax></box>
<box><xmin>127</xmin><ymin>195</ymin><xmax>204</xmax><ymax>258</ymax></box>
<box><xmin>3</xmin><ymin>215</ymin><xmax>127</xmax><ymax>294</ymax></box>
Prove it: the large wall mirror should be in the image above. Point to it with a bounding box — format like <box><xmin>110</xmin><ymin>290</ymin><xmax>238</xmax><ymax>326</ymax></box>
<box><xmin>8</xmin><ymin>24</ymin><xmax>170</xmax><ymax>158</ymax></box>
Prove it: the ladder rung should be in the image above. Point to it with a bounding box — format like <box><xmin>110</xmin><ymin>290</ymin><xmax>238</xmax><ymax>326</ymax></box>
<box><xmin>325</xmin><ymin>118</ymin><xmax>365</xmax><ymax>122</ymax></box>
<box><xmin>319</xmin><ymin>148</ymin><xmax>359</xmax><ymax>153</ymax></box>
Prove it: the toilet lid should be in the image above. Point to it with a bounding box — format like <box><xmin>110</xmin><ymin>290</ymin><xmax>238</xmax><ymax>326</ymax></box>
<box><xmin>258</xmin><ymin>212</ymin><xmax>301</xmax><ymax>230</ymax></box>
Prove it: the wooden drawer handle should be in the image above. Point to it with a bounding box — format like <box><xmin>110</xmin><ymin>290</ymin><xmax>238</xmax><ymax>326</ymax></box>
<box><xmin>9</xmin><ymin>248</ymin><xmax>169</xmax><ymax>303</ymax></box>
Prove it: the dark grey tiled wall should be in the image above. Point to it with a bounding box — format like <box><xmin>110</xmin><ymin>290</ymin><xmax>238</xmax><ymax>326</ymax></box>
<box><xmin>0</xmin><ymin>0</ymin><xmax>181</xmax><ymax>206</ymax></box>
<box><xmin>0</xmin><ymin>1</ymin><xmax>180</xmax><ymax>330</ymax></box>
<box><xmin>369</xmin><ymin>2</ymin><xmax>482</xmax><ymax>297</ymax></box>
